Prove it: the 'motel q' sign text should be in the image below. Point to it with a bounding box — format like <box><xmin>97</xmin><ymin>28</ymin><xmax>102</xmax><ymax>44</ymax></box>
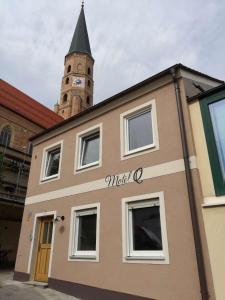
<box><xmin>105</xmin><ymin>168</ymin><xmax>143</xmax><ymax>188</ymax></box>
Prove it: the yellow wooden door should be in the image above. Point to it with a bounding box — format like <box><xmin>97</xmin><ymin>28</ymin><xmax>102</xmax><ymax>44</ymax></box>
<box><xmin>35</xmin><ymin>218</ymin><xmax>53</xmax><ymax>282</ymax></box>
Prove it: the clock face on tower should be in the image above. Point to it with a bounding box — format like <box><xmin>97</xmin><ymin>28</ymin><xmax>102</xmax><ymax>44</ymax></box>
<box><xmin>72</xmin><ymin>76</ymin><xmax>85</xmax><ymax>88</ymax></box>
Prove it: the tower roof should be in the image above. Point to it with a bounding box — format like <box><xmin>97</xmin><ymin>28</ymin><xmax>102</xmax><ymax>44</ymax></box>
<box><xmin>68</xmin><ymin>6</ymin><xmax>92</xmax><ymax>57</ymax></box>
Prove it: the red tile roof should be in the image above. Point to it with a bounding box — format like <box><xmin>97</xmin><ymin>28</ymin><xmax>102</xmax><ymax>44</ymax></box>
<box><xmin>0</xmin><ymin>79</ymin><xmax>63</xmax><ymax>128</ymax></box>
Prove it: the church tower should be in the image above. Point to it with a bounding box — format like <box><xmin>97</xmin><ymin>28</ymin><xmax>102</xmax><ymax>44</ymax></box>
<box><xmin>55</xmin><ymin>3</ymin><xmax>94</xmax><ymax>119</ymax></box>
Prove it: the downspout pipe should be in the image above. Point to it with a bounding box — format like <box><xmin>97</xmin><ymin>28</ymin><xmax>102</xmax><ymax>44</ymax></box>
<box><xmin>171</xmin><ymin>67</ymin><xmax>209</xmax><ymax>300</ymax></box>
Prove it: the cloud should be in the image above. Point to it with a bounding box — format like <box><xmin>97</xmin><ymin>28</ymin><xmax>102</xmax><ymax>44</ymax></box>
<box><xmin>0</xmin><ymin>0</ymin><xmax>225</xmax><ymax>109</ymax></box>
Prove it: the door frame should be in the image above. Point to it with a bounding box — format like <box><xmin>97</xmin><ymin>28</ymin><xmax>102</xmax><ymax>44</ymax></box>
<box><xmin>27</xmin><ymin>211</ymin><xmax>56</xmax><ymax>281</ymax></box>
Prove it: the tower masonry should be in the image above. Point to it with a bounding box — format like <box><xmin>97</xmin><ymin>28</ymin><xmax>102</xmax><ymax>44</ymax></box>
<box><xmin>55</xmin><ymin>5</ymin><xmax>94</xmax><ymax>119</ymax></box>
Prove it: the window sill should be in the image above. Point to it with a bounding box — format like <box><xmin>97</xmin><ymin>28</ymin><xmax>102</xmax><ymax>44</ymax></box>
<box><xmin>122</xmin><ymin>144</ymin><xmax>158</xmax><ymax>160</ymax></box>
<box><xmin>123</xmin><ymin>255</ymin><xmax>168</xmax><ymax>264</ymax></box>
<box><xmin>40</xmin><ymin>174</ymin><xmax>60</xmax><ymax>184</ymax></box>
<box><xmin>125</xmin><ymin>255</ymin><xmax>165</xmax><ymax>261</ymax></box>
<box><xmin>69</xmin><ymin>255</ymin><xmax>98</xmax><ymax>262</ymax></box>
<box><xmin>75</xmin><ymin>161</ymin><xmax>101</xmax><ymax>174</ymax></box>
<box><xmin>125</xmin><ymin>143</ymin><xmax>155</xmax><ymax>155</ymax></box>
<box><xmin>203</xmin><ymin>196</ymin><xmax>225</xmax><ymax>207</ymax></box>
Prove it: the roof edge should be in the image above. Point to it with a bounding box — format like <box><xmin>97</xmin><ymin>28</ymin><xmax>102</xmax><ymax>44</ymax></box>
<box><xmin>188</xmin><ymin>83</ymin><xmax>225</xmax><ymax>102</ymax></box>
<box><xmin>178</xmin><ymin>64</ymin><xmax>224</xmax><ymax>84</ymax></box>
<box><xmin>30</xmin><ymin>63</ymin><xmax>224</xmax><ymax>142</ymax></box>
<box><xmin>0</xmin><ymin>79</ymin><xmax>63</xmax><ymax>126</ymax></box>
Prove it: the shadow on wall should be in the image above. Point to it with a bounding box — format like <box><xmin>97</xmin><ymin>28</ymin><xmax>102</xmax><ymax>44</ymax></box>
<box><xmin>0</xmin><ymin>218</ymin><xmax>22</xmax><ymax>269</ymax></box>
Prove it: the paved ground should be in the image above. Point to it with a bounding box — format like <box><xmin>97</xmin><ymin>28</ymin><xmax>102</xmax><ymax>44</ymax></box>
<box><xmin>0</xmin><ymin>270</ymin><xmax>80</xmax><ymax>300</ymax></box>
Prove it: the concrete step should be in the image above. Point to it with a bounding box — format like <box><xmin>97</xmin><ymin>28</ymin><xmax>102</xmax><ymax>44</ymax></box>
<box><xmin>23</xmin><ymin>280</ymin><xmax>48</xmax><ymax>288</ymax></box>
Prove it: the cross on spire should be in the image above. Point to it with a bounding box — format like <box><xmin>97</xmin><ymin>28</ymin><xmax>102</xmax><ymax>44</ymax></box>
<box><xmin>81</xmin><ymin>0</ymin><xmax>84</xmax><ymax>8</ymax></box>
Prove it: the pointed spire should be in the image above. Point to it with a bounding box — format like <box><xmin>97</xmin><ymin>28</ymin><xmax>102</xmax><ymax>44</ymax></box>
<box><xmin>68</xmin><ymin>4</ymin><xmax>92</xmax><ymax>57</ymax></box>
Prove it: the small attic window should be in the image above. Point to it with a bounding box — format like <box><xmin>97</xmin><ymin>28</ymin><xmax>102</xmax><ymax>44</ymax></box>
<box><xmin>67</xmin><ymin>65</ymin><xmax>71</xmax><ymax>73</ymax></box>
<box><xmin>88</xmin><ymin>67</ymin><xmax>91</xmax><ymax>75</ymax></box>
<box><xmin>63</xmin><ymin>94</ymin><xmax>68</xmax><ymax>103</ymax></box>
<box><xmin>66</xmin><ymin>77</ymin><xmax>69</xmax><ymax>84</ymax></box>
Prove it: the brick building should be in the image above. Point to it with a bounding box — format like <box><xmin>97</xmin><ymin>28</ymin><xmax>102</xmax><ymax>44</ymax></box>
<box><xmin>0</xmin><ymin>79</ymin><xmax>62</xmax><ymax>267</ymax></box>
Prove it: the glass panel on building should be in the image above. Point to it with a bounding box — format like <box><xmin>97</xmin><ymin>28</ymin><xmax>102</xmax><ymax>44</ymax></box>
<box><xmin>42</xmin><ymin>222</ymin><xmax>49</xmax><ymax>244</ymax></box>
<box><xmin>209</xmin><ymin>99</ymin><xmax>225</xmax><ymax>181</ymax></box>
<box><xmin>81</xmin><ymin>132</ymin><xmax>100</xmax><ymax>166</ymax></box>
<box><xmin>48</xmin><ymin>222</ymin><xmax>53</xmax><ymax>244</ymax></box>
<box><xmin>132</xmin><ymin>205</ymin><xmax>162</xmax><ymax>251</ymax></box>
<box><xmin>128</xmin><ymin>110</ymin><xmax>153</xmax><ymax>151</ymax></box>
<box><xmin>46</xmin><ymin>148</ymin><xmax>60</xmax><ymax>177</ymax></box>
<box><xmin>77</xmin><ymin>212</ymin><xmax>97</xmax><ymax>251</ymax></box>
<box><xmin>0</xmin><ymin>126</ymin><xmax>11</xmax><ymax>147</ymax></box>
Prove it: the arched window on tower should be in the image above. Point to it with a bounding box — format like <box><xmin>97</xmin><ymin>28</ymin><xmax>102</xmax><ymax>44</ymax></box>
<box><xmin>66</xmin><ymin>77</ymin><xmax>69</xmax><ymax>84</ymax></box>
<box><xmin>88</xmin><ymin>67</ymin><xmax>91</xmax><ymax>75</ymax></box>
<box><xmin>63</xmin><ymin>94</ymin><xmax>68</xmax><ymax>103</ymax></box>
<box><xmin>67</xmin><ymin>65</ymin><xmax>71</xmax><ymax>73</ymax></box>
<box><xmin>87</xmin><ymin>96</ymin><xmax>90</xmax><ymax>105</ymax></box>
<box><xmin>0</xmin><ymin>125</ymin><xmax>11</xmax><ymax>147</ymax></box>
<box><xmin>88</xmin><ymin>80</ymin><xmax>91</xmax><ymax>87</ymax></box>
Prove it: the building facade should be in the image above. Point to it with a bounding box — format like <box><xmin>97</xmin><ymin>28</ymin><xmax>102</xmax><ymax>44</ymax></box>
<box><xmin>14</xmin><ymin>63</ymin><xmax>223</xmax><ymax>299</ymax></box>
<box><xmin>0</xmin><ymin>79</ymin><xmax>62</xmax><ymax>267</ymax></box>
<box><xmin>189</xmin><ymin>85</ymin><xmax>225</xmax><ymax>300</ymax></box>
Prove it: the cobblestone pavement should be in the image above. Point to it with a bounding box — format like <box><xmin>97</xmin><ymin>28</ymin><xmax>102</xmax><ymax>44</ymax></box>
<box><xmin>0</xmin><ymin>270</ymin><xmax>80</xmax><ymax>300</ymax></box>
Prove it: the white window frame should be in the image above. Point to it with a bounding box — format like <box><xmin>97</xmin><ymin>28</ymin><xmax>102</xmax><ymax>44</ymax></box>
<box><xmin>120</xmin><ymin>100</ymin><xmax>159</xmax><ymax>159</ymax></box>
<box><xmin>75</xmin><ymin>123</ymin><xmax>102</xmax><ymax>173</ymax></box>
<box><xmin>69</xmin><ymin>203</ymin><xmax>100</xmax><ymax>261</ymax></box>
<box><xmin>122</xmin><ymin>192</ymin><xmax>169</xmax><ymax>264</ymax></box>
<box><xmin>40</xmin><ymin>141</ymin><xmax>63</xmax><ymax>183</ymax></box>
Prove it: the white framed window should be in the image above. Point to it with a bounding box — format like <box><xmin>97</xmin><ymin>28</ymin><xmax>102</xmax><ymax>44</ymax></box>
<box><xmin>75</xmin><ymin>124</ymin><xmax>102</xmax><ymax>172</ymax></box>
<box><xmin>69</xmin><ymin>203</ymin><xmax>100</xmax><ymax>261</ymax></box>
<box><xmin>122</xmin><ymin>192</ymin><xmax>169</xmax><ymax>263</ymax></box>
<box><xmin>40</xmin><ymin>141</ymin><xmax>63</xmax><ymax>182</ymax></box>
<box><xmin>120</xmin><ymin>100</ymin><xmax>159</xmax><ymax>159</ymax></box>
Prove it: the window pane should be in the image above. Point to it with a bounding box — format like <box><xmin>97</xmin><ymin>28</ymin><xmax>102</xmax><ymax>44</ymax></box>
<box><xmin>81</xmin><ymin>133</ymin><xmax>99</xmax><ymax>166</ymax></box>
<box><xmin>209</xmin><ymin>99</ymin><xmax>225</xmax><ymax>181</ymax></box>
<box><xmin>0</xmin><ymin>126</ymin><xmax>11</xmax><ymax>147</ymax></box>
<box><xmin>77</xmin><ymin>213</ymin><xmax>97</xmax><ymax>251</ymax></box>
<box><xmin>128</xmin><ymin>110</ymin><xmax>153</xmax><ymax>151</ymax></box>
<box><xmin>132</xmin><ymin>205</ymin><xmax>162</xmax><ymax>251</ymax></box>
<box><xmin>46</xmin><ymin>148</ymin><xmax>60</xmax><ymax>177</ymax></box>
<box><xmin>42</xmin><ymin>222</ymin><xmax>49</xmax><ymax>244</ymax></box>
<box><xmin>48</xmin><ymin>222</ymin><xmax>53</xmax><ymax>244</ymax></box>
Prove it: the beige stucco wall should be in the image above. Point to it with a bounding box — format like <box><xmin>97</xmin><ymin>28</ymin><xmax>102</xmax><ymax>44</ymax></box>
<box><xmin>189</xmin><ymin>101</ymin><xmax>215</xmax><ymax>197</ymax></box>
<box><xmin>27</xmin><ymin>82</ymin><xmax>184</xmax><ymax>197</ymax></box>
<box><xmin>203</xmin><ymin>206</ymin><xmax>225</xmax><ymax>300</ymax></box>
<box><xmin>17</xmin><ymin>172</ymin><xmax>202</xmax><ymax>300</ymax></box>
<box><xmin>15</xmin><ymin>80</ymin><xmax>215</xmax><ymax>299</ymax></box>
<box><xmin>189</xmin><ymin>100</ymin><xmax>225</xmax><ymax>300</ymax></box>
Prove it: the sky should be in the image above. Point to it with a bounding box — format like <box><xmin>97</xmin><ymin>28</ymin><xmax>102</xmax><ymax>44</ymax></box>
<box><xmin>0</xmin><ymin>0</ymin><xmax>225</xmax><ymax>109</ymax></box>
